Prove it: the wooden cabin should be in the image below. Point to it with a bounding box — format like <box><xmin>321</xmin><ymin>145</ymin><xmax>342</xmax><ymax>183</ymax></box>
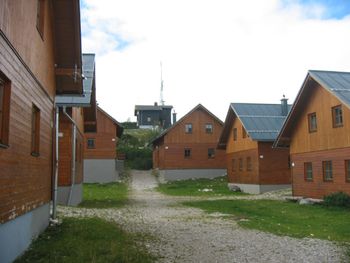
<box><xmin>274</xmin><ymin>70</ymin><xmax>350</xmax><ymax>199</ymax></box>
<box><xmin>152</xmin><ymin>104</ymin><xmax>226</xmax><ymax>181</ymax></box>
<box><xmin>56</xmin><ymin>53</ymin><xmax>97</xmax><ymax>206</ymax></box>
<box><xmin>0</xmin><ymin>1</ymin><xmax>83</xmax><ymax>262</ymax></box>
<box><xmin>218</xmin><ymin>102</ymin><xmax>291</xmax><ymax>194</ymax></box>
<box><xmin>84</xmin><ymin>106</ymin><xmax>123</xmax><ymax>183</ymax></box>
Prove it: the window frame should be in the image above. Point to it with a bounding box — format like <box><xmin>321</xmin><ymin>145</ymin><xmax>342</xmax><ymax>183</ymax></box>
<box><xmin>185</xmin><ymin>123</ymin><xmax>193</xmax><ymax>134</ymax></box>
<box><xmin>246</xmin><ymin>157</ymin><xmax>252</xmax><ymax>171</ymax></box>
<box><xmin>304</xmin><ymin>162</ymin><xmax>313</xmax><ymax>181</ymax></box>
<box><xmin>31</xmin><ymin>104</ymin><xmax>41</xmax><ymax>156</ymax></box>
<box><xmin>205</xmin><ymin>123</ymin><xmax>213</xmax><ymax>134</ymax></box>
<box><xmin>36</xmin><ymin>0</ymin><xmax>45</xmax><ymax>39</ymax></box>
<box><xmin>345</xmin><ymin>160</ymin><xmax>350</xmax><ymax>182</ymax></box>
<box><xmin>308</xmin><ymin>112</ymin><xmax>317</xmax><ymax>133</ymax></box>
<box><xmin>323</xmin><ymin>160</ymin><xmax>333</xmax><ymax>182</ymax></box>
<box><xmin>332</xmin><ymin>105</ymin><xmax>343</xmax><ymax>128</ymax></box>
<box><xmin>239</xmin><ymin>158</ymin><xmax>243</xmax><ymax>171</ymax></box>
<box><xmin>0</xmin><ymin>72</ymin><xmax>11</xmax><ymax>148</ymax></box>
<box><xmin>184</xmin><ymin>148</ymin><xmax>191</xmax><ymax>158</ymax></box>
<box><xmin>242</xmin><ymin>126</ymin><xmax>247</xmax><ymax>138</ymax></box>
<box><xmin>87</xmin><ymin>138</ymin><xmax>96</xmax><ymax>149</ymax></box>
<box><xmin>208</xmin><ymin>148</ymin><xmax>215</xmax><ymax>159</ymax></box>
<box><xmin>233</xmin><ymin>128</ymin><xmax>237</xmax><ymax>141</ymax></box>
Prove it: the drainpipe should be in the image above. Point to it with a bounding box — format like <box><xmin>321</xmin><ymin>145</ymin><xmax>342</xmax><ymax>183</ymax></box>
<box><xmin>52</xmin><ymin>106</ymin><xmax>59</xmax><ymax>220</ymax></box>
<box><xmin>62</xmin><ymin>106</ymin><xmax>77</xmax><ymax>206</ymax></box>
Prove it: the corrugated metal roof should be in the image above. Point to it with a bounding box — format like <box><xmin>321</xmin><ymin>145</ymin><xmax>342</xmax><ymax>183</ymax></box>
<box><xmin>309</xmin><ymin>70</ymin><xmax>350</xmax><ymax>107</ymax></box>
<box><xmin>231</xmin><ymin>103</ymin><xmax>291</xmax><ymax>141</ymax></box>
<box><xmin>55</xmin><ymin>54</ymin><xmax>95</xmax><ymax>106</ymax></box>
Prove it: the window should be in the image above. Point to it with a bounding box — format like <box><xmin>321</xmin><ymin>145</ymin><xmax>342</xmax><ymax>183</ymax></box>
<box><xmin>239</xmin><ymin>158</ymin><xmax>243</xmax><ymax>171</ymax></box>
<box><xmin>232</xmin><ymin>159</ymin><xmax>236</xmax><ymax>172</ymax></box>
<box><xmin>233</xmin><ymin>128</ymin><xmax>237</xmax><ymax>141</ymax></box>
<box><xmin>31</xmin><ymin>104</ymin><xmax>40</xmax><ymax>156</ymax></box>
<box><xmin>205</xmin><ymin>124</ymin><xmax>213</xmax><ymax>134</ymax></box>
<box><xmin>346</xmin><ymin>160</ymin><xmax>350</xmax><ymax>182</ymax></box>
<box><xmin>87</xmin><ymin>138</ymin><xmax>95</xmax><ymax>149</ymax></box>
<box><xmin>184</xmin><ymin>148</ymin><xmax>191</xmax><ymax>158</ymax></box>
<box><xmin>332</xmin><ymin>105</ymin><xmax>343</xmax><ymax>128</ymax></box>
<box><xmin>185</xmin><ymin>123</ymin><xmax>192</xmax><ymax>133</ymax></box>
<box><xmin>323</xmin><ymin>161</ymin><xmax>333</xmax><ymax>181</ymax></box>
<box><xmin>242</xmin><ymin>127</ymin><xmax>247</xmax><ymax>138</ymax></box>
<box><xmin>147</xmin><ymin>117</ymin><xmax>151</xmax><ymax>123</ymax></box>
<box><xmin>0</xmin><ymin>73</ymin><xmax>10</xmax><ymax>147</ymax></box>
<box><xmin>36</xmin><ymin>0</ymin><xmax>45</xmax><ymax>38</ymax></box>
<box><xmin>304</xmin><ymin>162</ymin><xmax>313</xmax><ymax>181</ymax></box>
<box><xmin>208</xmin><ymin>148</ymin><xmax>215</xmax><ymax>159</ymax></box>
<box><xmin>308</xmin><ymin>112</ymin><xmax>317</xmax><ymax>132</ymax></box>
<box><xmin>246</xmin><ymin>157</ymin><xmax>252</xmax><ymax>171</ymax></box>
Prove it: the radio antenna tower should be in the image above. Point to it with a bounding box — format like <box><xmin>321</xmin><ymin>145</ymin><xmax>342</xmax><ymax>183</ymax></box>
<box><xmin>160</xmin><ymin>61</ymin><xmax>165</xmax><ymax>106</ymax></box>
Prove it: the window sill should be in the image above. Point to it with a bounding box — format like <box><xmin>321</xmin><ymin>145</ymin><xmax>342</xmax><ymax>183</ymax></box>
<box><xmin>323</xmin><ymin>179</ymin><xmax>333</xmax><ymax>183</ymax></box>
<box><xmin>0</xmin><ymin>143</ymin><xmax>9</xmax><ymax>149</ymax></box>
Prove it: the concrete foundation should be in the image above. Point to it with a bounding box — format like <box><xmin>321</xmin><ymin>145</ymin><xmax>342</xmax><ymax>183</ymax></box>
<box><xmin>84</xmin><ymin>159</ymin><xmax>119</xmax><ymax>183</ymax></box>
<box><xmin>159</xmin><ymin>169</ymin><xmax>226</xmax><ymax>181</ymax></box>
<box><xmin>57</xmin><ymin>183</ymin><xmax>83</xmax><ymax>206</ymax></box>
<box><xmin>228</xmin><ymin>183</ymin><xmax>291</xmax><ymax>194</ymax></box>
<box><xmin>0</xmin><ymin>203</ymin><xmax>50</xmax><ymax>263</ymax></box>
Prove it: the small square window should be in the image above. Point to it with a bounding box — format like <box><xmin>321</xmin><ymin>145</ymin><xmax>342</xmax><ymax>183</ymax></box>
<box><xmin>323</xmin><ymin>161</ymin><xmax>333</xmax><ymax>181</ymax></box>
<box><xmin>304</xmin><ymin>162</ymin><xmax>313</xmax><ymax>181</ymax></box>
<box><xmin>308</xmin><ymin>112</ymin><xmax>317</xmax><ymax>132</ymax></box>
<box><xmin>208</xmin><ymin>148</ymin><xmax>215</xmax><ymax>159</ymax></box>
<box><xmin>233</xmin><ymin>128</ymin><xmax>237</xmax><ymax>141</ymax></box>
<box><xmin>87</xmin><ymin>138</ymin><xmax>95</xmax><ymax>149</ymax></box>
<box><xmin>184</xmin><ymin>148</ymin><xmax>191</xmax><ymax>158</ymax></box>
<box><xmin>232</xmin><ymin>159</ymin><xmax>236</xmax><ymax>172</ymax></box>
<box><xmin>246</xmin><ymin>157</ymin><xmax>252</xmax><ymax>171</ymax></box>
<box><xmin>31</xmin><ymin>104</ymin><xmax>40</xmax><ymax>156</ymax></box>
<box><xmin>205</xmin><ymin>124</ymin><xmax>213</xmax><ymax>134</ymax></box>
<box><xmin>147</xmin><ymin>117</ymin><xmax>151</xmax><ymax>123</ymax></box>
<box><xmin>242</xmin><ymin>127</ymin><xmax>247</xmax><ymax>138</ymax></box>
<box><xmin>346</xmin><ymin>160</ymin><xmax>350</xmax><ymax>182</ymax></box>
<box><xmin>185</xmin><ymin>123</ymin><xmax>192</xmax><ymax>134</ymax></box>
<box><xmin>332</xmin><ymin>105</ymin><xmax>343</xmax><ymax>128</ymax></box>
<box><xmin>239</xmin><ymin>158</ymin><xmax>243</xmax><ymax>171</ymax></box>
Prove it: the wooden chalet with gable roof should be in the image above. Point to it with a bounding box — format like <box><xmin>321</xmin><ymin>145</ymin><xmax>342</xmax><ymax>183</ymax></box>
<box><xmin>274</xmin><ymin>70</ymin><xmax>350</xmax><ymax>199</ymax></box>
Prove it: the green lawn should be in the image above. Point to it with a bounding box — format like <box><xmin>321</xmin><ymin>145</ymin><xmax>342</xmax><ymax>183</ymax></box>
<box><xmin>15</xmin><ymin>217</ymin><xmax>155</xmax><ymax>263</ymax></box>
<box><xmin>79</xmin><ymin>182</ymin><xmax>128</xmax><ymax>208</ymax></box>
<box><xmin>157</xmin><ymin>176</ymin><xmax>245</xmax><ymax>197</ymax></box>
<box><xmin>183</xmin><ymin>199</ymin><xmax>350</xmax><ymax>242</ymax></box>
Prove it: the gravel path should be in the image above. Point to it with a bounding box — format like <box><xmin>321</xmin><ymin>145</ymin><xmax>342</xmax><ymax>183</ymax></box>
<box><xmin>59</xmin><ymin>170</ymin><xmax>345</xmax><ymax>263</ymax></box>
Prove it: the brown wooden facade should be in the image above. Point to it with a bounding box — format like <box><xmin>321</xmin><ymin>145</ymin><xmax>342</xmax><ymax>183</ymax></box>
<box><xmin>275</xmin><ymin>71</ymin><xmax>350</xmax><ymax>198</ymax></box>
<box><xmin>152</xmin><ymin>104</ymin><xmax>226</xmax><ymax>170</ymax></box>
<box><xmin>84</xmin><ymin>107</ymin><xmax>123</xmax><ymax>160</ymax></box>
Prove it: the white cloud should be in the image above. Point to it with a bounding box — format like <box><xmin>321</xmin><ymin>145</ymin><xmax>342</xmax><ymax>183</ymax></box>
<box><xmin>81</xmin><ymin>0</ymin><xmax>350</xmax><ymax>122</ymax></box>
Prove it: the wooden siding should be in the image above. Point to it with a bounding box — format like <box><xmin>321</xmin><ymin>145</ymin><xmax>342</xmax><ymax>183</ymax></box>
<box><xmin>0</xmin><ymin>0</ymin><xmax>56</xmax><ymax>98</ymax></box>
<box><xmin>226</xmin><ymin>117</ymin><xmax>257</xmax><ymax>154</ymax></box>
<box><xmin>258</xmin><ymin>142</ymin><xmax>291</xmax><ymax>184</ymax></box>
<box><xmin>84</xmin><ymin>109</ymin><xmax>117</xmax><ymax>159</ymax></box>
<box><xmin>154</xmin><ymin>107</ymin><xmax>225</xmax><ymax>170</ymax></box>
<box><xmin>58</xmin><ymin>113</ymin><xmax>84</xmax><ymax>186</ymax></box>
<box><xmin>0</xmin><ymin>34</ymin><xmax>53</xmax><ymax>223</ymax></box>
<box><xmin>291</xmin><ymin>148</ymin><xmax>350</xmax><ymax>198</ymax></box>
<box><xmin>290</xmin><ymin>83</ymin><xmax>350</xmax><ymax>154</ymax></box>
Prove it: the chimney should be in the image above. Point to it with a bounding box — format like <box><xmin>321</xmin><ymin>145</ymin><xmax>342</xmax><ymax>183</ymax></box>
<box><xmin>154</xmin><ymin>102</ymin><xmax>158</xmax><ymax>106</ymax></box>
<box><xmin>280</xmin><ymin>95</ymin><xmax>288</xmax><ymax>116</ymax></box>
<box><xmin>172</xmin><ymin>111</ymin><xmax>177</xmax><ymax>124</ymax></box>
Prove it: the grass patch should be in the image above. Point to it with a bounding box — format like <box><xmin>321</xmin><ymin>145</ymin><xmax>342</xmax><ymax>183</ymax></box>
<box><xmin>157</xmin><ymin>176</ymin><xmax>245</xmax><ymax>196</ymax></box>
<box><xmin>79</xmin><ymin>182</ymin><xmax>128</xmax><ymax>208</ymax></box>
<box><xmin>183</xmin><ymin>199</ymin><xmax>350</xmax><ymax>242</ymax></box>
<box><xmin>15</xmin><ymin>217</ymin><xmax>155</xmax><ymax>263</ymax></box>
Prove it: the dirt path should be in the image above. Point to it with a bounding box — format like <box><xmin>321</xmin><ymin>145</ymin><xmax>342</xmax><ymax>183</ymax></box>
<box><xmin>60</xmin><ymin>170</ymin><xmax>345</xmax><ymax>263</ymax></box>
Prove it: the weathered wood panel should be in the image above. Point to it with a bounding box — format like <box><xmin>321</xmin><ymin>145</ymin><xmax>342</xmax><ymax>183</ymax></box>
<box><xmin>290</xmin><ymin>84</ymin><xmax>350</xmax><ymax>154</ymax></box>
<box><xmin>291</xmin><ymin>148</ymin><xmax>350</xmax><ymax>198</ymax></box>
<box><xmin>84</xmin><ymin>109</ymin><xmax>117</xmax><ymax>159</ymax></box>
<box><xmin>0</xmin><ymin>0</ymin><xmax>56</xmax><ymax>98</ymax></box>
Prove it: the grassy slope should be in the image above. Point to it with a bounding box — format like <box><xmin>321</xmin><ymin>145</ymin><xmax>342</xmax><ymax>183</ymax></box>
<box><xmin>15</xmin><ymin>217</ymin><xmax>155</xmax><ymax>263</ymax></box>
<box><xmin>183</xmin><ymin>199</ymin><xmax>350</xmax><ymax>242</ymax></box>
<box><xmin>157</xmin><ymin>176</ymin><xmax>245</xmax><ymax>197</ymax></box>
<box><xmin>79</xmin><ymin>182</ymin><xmax>128</xmax><ymax>208</ymax></box>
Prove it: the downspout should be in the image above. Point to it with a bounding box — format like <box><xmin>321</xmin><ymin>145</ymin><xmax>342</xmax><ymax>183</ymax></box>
<box><xmin>62</xmin><ymin>106</ymin><xmax>77</xmax><ymax>206</ymax></box>
<box><xmin>52</xmin><ymin>106</ymin><xmax>59</xmax><ymax>220</ymax></box>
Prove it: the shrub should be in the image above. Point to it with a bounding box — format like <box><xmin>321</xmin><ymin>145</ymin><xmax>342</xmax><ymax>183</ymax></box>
<box><xmin>323</xmin><ymin>191</ymin><xmax>350</xmax><ymax>208</ymax></box>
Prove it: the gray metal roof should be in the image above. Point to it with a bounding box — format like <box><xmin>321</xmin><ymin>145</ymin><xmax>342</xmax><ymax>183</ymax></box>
<box><xmin>231</xmin><ymin>103</ymin><xmax>292</xmax><ymax>141</ymax></box>
<box><xmin>309</xmin><ymin>70</ymin><xmax>350</xmax><ymax>107</ymax></box>
<box><xmin>135</xmin><ymin>105</ymin><xmax>173</xmax><ymax>111</ymax></box>
<box><xmin>55</xmin><ymin>54</ymin><xmax>95</xmax><ymax>107</ymax></box>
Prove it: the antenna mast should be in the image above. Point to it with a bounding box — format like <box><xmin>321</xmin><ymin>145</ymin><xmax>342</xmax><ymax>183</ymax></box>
<box><xmin>160</xmin><ymin>61</ymin><xmax>165</xmax><ymax>106</ymax></box>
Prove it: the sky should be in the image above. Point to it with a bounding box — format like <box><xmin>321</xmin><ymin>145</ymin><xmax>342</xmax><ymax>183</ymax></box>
<box><xmin>80</xmin><ymin>0</ymin><xmax>350</xmax><ymax>122</ymax></box>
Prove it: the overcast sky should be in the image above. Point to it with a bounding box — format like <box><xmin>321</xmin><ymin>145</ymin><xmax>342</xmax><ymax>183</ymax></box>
<box><xmin>81</xmin><ymin>0</ymin><xmax>350</xmax><ymax>122</ymax></box>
